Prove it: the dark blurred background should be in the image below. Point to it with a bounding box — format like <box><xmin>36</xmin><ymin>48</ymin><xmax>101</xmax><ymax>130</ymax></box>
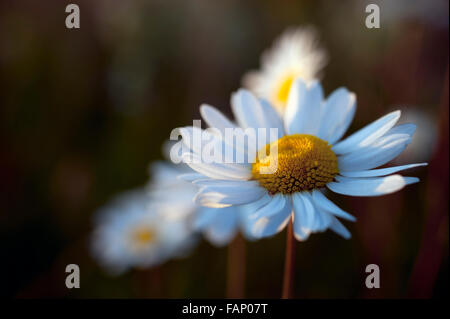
<box><xmin>0</xmin><ymin>0</ymin><xmax>448</xmax><ymax>298</ymax></box>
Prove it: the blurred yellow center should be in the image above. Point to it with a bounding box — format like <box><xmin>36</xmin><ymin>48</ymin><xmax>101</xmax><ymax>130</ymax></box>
<box><xmin>132</xmin><ymin>227</ymin><xmax>156</xmax><ymax>245</ymax></box>
<box><xmin>251</xmin><ymin>134</ymin><xmax>339</xmax><ymax>195</ymax></box>
<box><xmin>276</xmin><ymin>74</ymin><xmax>294</xmax><ymax>106</ymax></box>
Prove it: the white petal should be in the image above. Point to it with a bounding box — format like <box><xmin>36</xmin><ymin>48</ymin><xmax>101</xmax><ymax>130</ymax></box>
<box><xmin>337</xmin><ymin>123</ymin><xmax>417</xmax><ymax>171</ymax></box>
<box><xmin>292</xmin><ymin>193</ymin><xmax>313</xmax><ymax>230</ymax></box>
<box><xmin>240</xmin><ymin>193</ymin><xmax>272</xmax><ymax>216</ymax></box>
<box><xmin>178</xmin><ymin>126</ymin><xmax>203</xmax><ymax>154</ymax></box>
<box><xmin>202</xmin><ymin>208</ymin><xmax>239</xmax><ymax>246</ymax></box>
<box><xmin>200</xmin><ymin>104</ymin><xmax>237</xmax><ymax>135</ymax></box>
<box><xmin>311</xmin><ymin>190</ymin><xmax>356</xmax><ymax>221</ymax></box>
<box><xmin>193</xmin><ymin>207</ymin><xmax>219</xmax><ymax>230</ymax></box>
<box><xmin>204</xmin><ymin>225</ymin><xmax>237</xmax><ymax>247</ymax></box>
<box><xmin>317</xmin><ymin>88</ymin><xmax>356</xmax><ymax>144</ymax></box>
<box><xmin>231</xmin><ymin>89</ymin><xmax>269</xmax><ymax>129</ymax></box>
<box><xmin>230</xmin><ymin>90</ymin><xmax>284</xmax><ymax>148</ymax></box>
<box><xmin>179</xmin><ymin>126</ymin><xmax>247</xmax><ymax>163</ymax></box>
<box><xmin>251</xmin><ymin>199</ymin><xmax>292</xmax><ymax>238</ymax></box>
<box><xmin>332</xmin><ymin>111</ymin><xmax>401</xmax><ymax>155</ymax></box>
<box><xmin>313</xmin><ymin>208</ymin><xmax>333</xmax><ymax>232</ymax></box>
<box><xmin>238</xmin><ymin>204</ymin><xmax>262</xmax><ymax>241</ymax></box>
<box><xmin>389</xmin><ymin>123</ymin><xmax>416</xmax><ymax>136</ymax></box>
<box><xmin>329</xmin><ymin>217</ymin><xmax>351</xmax><ymax>239</ymax></box>
<box><xmin>337</xmin><ymin>133</ymin><xmax>411</xmax><ymax>171</ymax></box>
<box><xmin>258</xmin><ymin>98</ymin><xmax>285</xmax><ymax>141</ymax></box>
<box><xmin>183</xmin><ymin>152</ymin><xmax>251</xmax><ymax>180</ymax></box>
<box><xmin>292</xmin><ymin>192</ymin><xmax>316</xmax><ymax>240</ymax></box>
<box><xmin>177</xmin><ymin>173</ymin><xmax>206</xmax><ymax>182</ymax></box>
<box><xmin>284</xmin><ymin>79</ymin><xmax>323</xmax><ymax>135</ymax></box>
<box><xmin>194</xmin><ymin>184</ymin><xmax>266</xmax><ymax>207</ymax></box>
<box><xmin>339</xmin><ymin>163</ymin><xmax>428</xmax><ymax>178</ymax></box>
<box><xmin>284</xmin><ymin>79</ymin><xmax>307</xmax><ymax>135</ymax></box>
<box><xmin>249</xmin><ymin>193</ymin><xmax>286</xmax><ymax>219</ymax></box>
<box><xmin>327</xmin><ymin>174</ymin><xmax>419</xmax><ymax>197</ymax></box>
<box><xmin>193</xmin><ymin>179</ymin><xmax>261</xmax><ymax>188</ymax></box>
<box><xmin>200</xmin><ymin>104</ymin><xmax>261</xmax><ymax>160</ymax></box>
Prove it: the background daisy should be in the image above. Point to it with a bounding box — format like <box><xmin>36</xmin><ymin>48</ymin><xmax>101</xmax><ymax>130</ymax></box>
<box><xmin>148</xmin><ymin>160</ymin><xmax>256</xmax><ymax>246</ymax></box>
<box><xmin>242</xmin><ymin>26</ymin><xmax>328</xmax><ymax>113</ymax></box>
<box><xmin>91</xmin><ymin>189</ymin><xmax>198</xmax><ymax>275</ymax></box>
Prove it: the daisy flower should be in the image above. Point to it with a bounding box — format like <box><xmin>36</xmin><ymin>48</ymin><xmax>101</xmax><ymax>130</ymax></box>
<box><xmin>147</xmin><ymin>160</ymin><xmax>256</xmax><ymax>246</ymax></box>
<box><xmin>91</xmin><ymin>189</ymin><xmax>197</xmax><ymax>275</ymax></box>
<box><xmin>176</xmin><ymin>78</ymin><xmax>427</xmax><ymax>241</ymax></box>
<box><xmin>242</xmin><ymin>26</ymin><xmax>328</xmax><ymax>113</ymax></box>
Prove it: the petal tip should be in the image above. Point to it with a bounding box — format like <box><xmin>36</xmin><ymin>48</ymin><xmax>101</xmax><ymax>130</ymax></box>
<box><xmin>405</xmin><ymin>176</ymin><xmax>420</xmax><ymax>185</ymax></box>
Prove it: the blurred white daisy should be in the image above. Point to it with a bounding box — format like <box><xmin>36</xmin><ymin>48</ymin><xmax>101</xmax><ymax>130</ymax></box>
<box><xmin>91</xmin><ymin>189</ymin><xmax>197</xmax><ymax>275</ymax></box>
<box><xmin>147</xmin><ymin>161</ymin><xmax>198</xmax><ymax>221</ymax></box>
<box><xmin>242</xmin><ymin>26</ymin><xmax>328</xmax><ymax>113</ymax></box>
<box><xmin>176</xmin><ymin>78</ymin><xmax>427</xmax><ymax>241</ymax></box>
<box><xmin>147</xmin><ymin>161</ymin><xmax>256</xmax><ymax>246</ymax></box>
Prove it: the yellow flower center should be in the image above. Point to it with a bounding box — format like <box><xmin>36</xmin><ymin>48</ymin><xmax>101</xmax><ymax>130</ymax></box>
<box><xmin>276</xmin><ymin>74</ymin><xmax>294</xmax><ymax>106</ymax></box>
<box><xmin>131</xmin><ymin>226</ymin><xmax>156</xmax><ymax>246</ymax></box>
<box><xmin>251</xmin><ymin>134</ymin><xmax>339</xmax><ymax>195</ymax></box>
